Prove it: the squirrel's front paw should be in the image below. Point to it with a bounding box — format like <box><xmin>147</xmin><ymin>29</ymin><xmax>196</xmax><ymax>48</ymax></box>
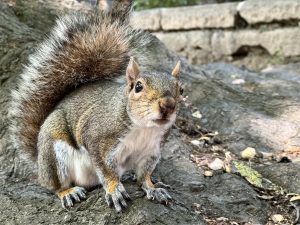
<box><xmin>105</xmin><ymin>183</ymin><xmax>131</xmax><ymax>212</ymax></box>
<box><xmin>142</xmin><ymin>187</ymin><xmax>172</xmax><ymax>204</ymax></box>
<box><xmin>57</xmin><ymin>186</ymin><xmax>87</xmax><ymax>209</ymax></box>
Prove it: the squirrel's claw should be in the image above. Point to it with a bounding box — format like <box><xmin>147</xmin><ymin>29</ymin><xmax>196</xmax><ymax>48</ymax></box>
<box><xmin>58</xmin><ymin>186</ymin><xmax>87</xmax><ymax>209</ymax></box>
<box><xmin>105</xmin><ymin>191</ymin><xmax>127</xmax><ymax>212</ymax></box>
<box><xmin>118</xmin><ymin>182</ymin><xmax>131</xmax><ymax>200</ymax></box>
<box><xmin>154</xmin><ymin>181</ymin><xmax>171</xmax><ymax>189</ymax></box>
<box><xmin>105</xmin><ymin>184</ymin><xmax>130</xmax><ymax>212</ymax></box>
<box><xmin>62</xmin><ymin>195</ymin><xmax>73</xmax><ymax>209</ymax></box>
<box><xmin>143</xmin><ymin>187</ymin><xmax>172</xmax><ymax>204</ymax></box>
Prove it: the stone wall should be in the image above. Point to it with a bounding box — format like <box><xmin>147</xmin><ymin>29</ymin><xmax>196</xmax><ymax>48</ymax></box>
<box><xmin>131</xmin><ymin>0</ymin><xmax>300</xmax><ymax>70</ymax></box>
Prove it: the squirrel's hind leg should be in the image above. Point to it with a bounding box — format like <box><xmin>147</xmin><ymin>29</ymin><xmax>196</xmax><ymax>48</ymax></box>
<box><xmin>37</xmin><ymin>110</ymin><xmax>94</xmax><ymax>208</ymax></box>
<box><xmin>51</xmin><ymin>140</ymin><xmax>91</xmax><ymax>208</ymax></box>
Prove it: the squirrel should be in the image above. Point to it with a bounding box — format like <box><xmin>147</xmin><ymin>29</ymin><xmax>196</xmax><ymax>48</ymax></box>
<box><xmin>10</xmin><ymin>0</ymin><xmax>184</xmax><ymax>212</ymax></box>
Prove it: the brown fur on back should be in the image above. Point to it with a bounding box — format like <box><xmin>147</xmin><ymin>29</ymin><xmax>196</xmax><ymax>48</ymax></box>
<box><xmin>10</xmin><ymin>0</ymin><xmax>150</xmax><ymax>160</ymax></box>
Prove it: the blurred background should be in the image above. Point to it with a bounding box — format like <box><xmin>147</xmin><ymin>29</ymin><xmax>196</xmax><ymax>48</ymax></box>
<box><xmin>134</xmin><ymin>0</ymin><xmax>242</xmax><ymax>10</ymax></box>
<box><xmin>132</xmin><ymin>0</ymin><xmax>300</xmax><ymax>71</ymax></box>
<box><xmin>4</xmin><ymin>0</ymin><xmax>298</xmax><ymax>71</ymax></box>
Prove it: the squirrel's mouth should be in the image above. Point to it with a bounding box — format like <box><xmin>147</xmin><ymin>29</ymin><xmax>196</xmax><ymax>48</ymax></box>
<box><xmin>153</xmin><ymin>118</ymin><xmax>170</xmax><ymax>125</ymax></box>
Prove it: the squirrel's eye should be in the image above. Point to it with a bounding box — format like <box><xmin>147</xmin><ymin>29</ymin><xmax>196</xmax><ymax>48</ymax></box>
<box><xmin>180</xmin><ymin>87</ymin><xmax>184</xmax><ymax>95</ymax></box>
<box><xmin>135</xmin><ymin>81</ymin><xmax>143</xmax><ymax>93</ymax></box>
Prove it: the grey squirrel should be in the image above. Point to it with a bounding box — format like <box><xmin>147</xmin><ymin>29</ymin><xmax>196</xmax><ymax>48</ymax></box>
<box><xmin>10</xmin><ymin>0</ymin><xmax>183</xmax><ymax>212</ymax></box>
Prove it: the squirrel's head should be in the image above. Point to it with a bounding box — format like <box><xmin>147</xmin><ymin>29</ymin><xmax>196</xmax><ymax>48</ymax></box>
<box><xmin>126</xmin><ymin>58</ymin><xmax>184</xmax><ymax>128</ymax></box>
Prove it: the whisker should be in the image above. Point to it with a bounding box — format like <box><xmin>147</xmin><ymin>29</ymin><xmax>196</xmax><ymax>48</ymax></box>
<box><xmin>131</xmin><ymin>97</ymin><xmax>158</xmax><ymax>103</ymax></box>
<box><xmin>140</xmin><ymin>112</ymin><xmax>152</xmax><ymax>117</ymax></box>
<box><xmin>131</xmin><ymin>105</ymin><xmax>149</xmax><ymax>110</ymax></box>
<box><xmin>132</xmin><ymin>108</ymin><xmax>151</xmax><ymax>114</ymax></box>
<box><xmin>130</xmin><ymin>104</ymin><xmax>151</xmax><ymax>110</ymax></box>
<box><xmin>131</xmin><ymin>103</ymin><xmax>150</xmax><ymax>107</ymax></box>
<box><xmin>131</xmin><ymin>99</ymin><xmax>151</xmax><ymax>103</ymax></box>
<box><xmin>144</xmin><ymin>113</ymin><xmax>157</xmax><ymax>120</ymax></box>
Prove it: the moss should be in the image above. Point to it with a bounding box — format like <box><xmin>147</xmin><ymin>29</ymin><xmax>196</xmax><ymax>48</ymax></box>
<box><xmin>233</xmin><ymin>161</ymin><xmax>285</xmax><ymax>193</ymax></box>
<box><xmin>269</xmin><ymin>49</ymin><xmax>285</xmax><ymax>65</ymax></box>
<box><xmin>233</xmin><ymin>161</ymin><xmax>263</xmax><ymax>188</ymax></box>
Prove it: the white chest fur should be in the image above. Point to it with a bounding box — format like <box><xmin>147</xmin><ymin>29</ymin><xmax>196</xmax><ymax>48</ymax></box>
<box><xmin>53</xmin><ymin>126</ymin><xmax>167</xmax><ymax>187</ymax></box>
<box><xmin>116</xmin><ymin>126</ymin><xmax>166</xmax><ymax>175</ymax></box>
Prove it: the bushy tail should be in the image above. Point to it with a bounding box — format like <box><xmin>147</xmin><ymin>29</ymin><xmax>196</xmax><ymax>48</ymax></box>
<box><xmin>10</xmin><ymin>0</ymin><xmax>148</xmax><ymax>160</ymax></box>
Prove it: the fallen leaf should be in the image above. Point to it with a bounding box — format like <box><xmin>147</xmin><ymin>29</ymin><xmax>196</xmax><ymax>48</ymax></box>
<box><xmin>224</xmin><ymin>152</ymin><xmax>234</xmax><ymax>173</ymax></box>
<box><xmin>232</xmin><ymin>161</ymin><xmax>282</xmax><ymax>191</ymax></box>
<box><xmin>290</xmin><ymin>195</ymin><xmax>300</xmax><ymax>202</ymax></box>
<box><xmin>216</xmin><ymin>217</ymin><xmax>229</xmax><ymax>222</ymax></box>
<box><xmin>190</xmin><ymin>154</ymin><xmax>209</xmax><ymax>166</ymax></box>
<box><xmin>192</xmin><ymin>110</ymin><xmax>202</xmax><ymax>119</ymax></box>
<box><xmin>199</xmin><ymin>136</ymin><xmax>210</xmax><ymax>141</ymax></box>
<box><xmin>190</xmin><ymin>140</ymin><xmax>201</xmax><ymax>146</ymax></box>
<box><xmin>257</xmin><ymin>195</ymin><xmax>274</xmax><ymax>200</ymax></box>
<box><xmin>290</xmin><ymin>196</ymin><xmax>300</xmax><ymax>224</ymax></box>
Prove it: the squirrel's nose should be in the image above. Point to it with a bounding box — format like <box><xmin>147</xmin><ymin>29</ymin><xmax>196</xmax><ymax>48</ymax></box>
<box><xmin>159</xmin><ymin>97</ymin><xmax>176</xmax><ymax>118</ymax></box>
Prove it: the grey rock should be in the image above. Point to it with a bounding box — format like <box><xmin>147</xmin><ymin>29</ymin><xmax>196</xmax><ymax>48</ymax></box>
<box><xmin>160</xmin><ymin>3</ymin><xmax>237</xmax><ymax>30</ymax></box>
<box><xmin>154</xmin><ymin>31</ymin><xmax>212</xmax><ymax>52</ymax></box>
<box><xmin>211</xmin><ymin>28</ymin><xmax>300</xmax><ymax>58</ymax></box>
<box><xmin>131</xmin><ymin>9</ymin><xmax>161</xmax><ymax>31</ymax></box>
<box><xmin>190</xmin><ymin>63</ymin><xmax>300</xmax><ymax>155</ymax></box>
<box><xmin>262</xmin><ymin>62</ymin><xmax>300</xmax><ymax>75</ymax></box>
<box><xmin>152</xmin><ymin>28</ymin><xmax>300</xmax><ymax>69</ymax></box>
<box><xmin>130</xmin><ymin>1</ymin><xmax>300</xmax><ymax>70</ymax></box>
<box><xmin>154</xmin><ymin>31</ymin><xmax>213</xmax><ymax>64</ymax></box>
<box><xmin>1</xmin><ymin>130</ymin><xmax>272</xmax><ymax>224</ymax></box>
<box><xmin>238</xmin><ymin>0</ymin><xmax>300</xmax><ymax>24</ymax></box>
<box><xmin>256</xmin><ymin>163</ymin><xmax>300</xmax><ymax>194</ymax></box>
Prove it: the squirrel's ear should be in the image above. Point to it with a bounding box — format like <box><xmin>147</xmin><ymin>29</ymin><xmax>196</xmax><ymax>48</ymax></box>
<box><xmin>97</xmin><ymin>0</ymin><xmax>112</xmax><ymax>11</ymax></box>
<box><xmin>126</xmin><ymin>57</ymin><xmax>140</xmax><ymax>81</ymax></box>
<box><xmin>172</xmin><ymin>61</ymin><xmax>181</xmax><ymax>79</ymax></box>
<box><xmin>126</xmin><ymin>58</ymin><xmax>140</xmax><ymax>93</ymax></box>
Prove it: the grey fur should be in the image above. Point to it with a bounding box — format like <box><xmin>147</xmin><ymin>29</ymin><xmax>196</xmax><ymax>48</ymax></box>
<box><xmin>10</xmin><ymin>0</ymin><xmax>183</xmax><ymax>212</ymax></box>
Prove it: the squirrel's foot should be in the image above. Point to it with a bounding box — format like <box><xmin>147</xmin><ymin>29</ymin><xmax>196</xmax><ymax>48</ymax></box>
<box><xmin>154</xmin><ymin>181</ymin><xmax>171</xmax><ymax>189</ymax></box>
<box><xmin>57</xmin><ymin>186</ymin><xmax>87</xmax><ymax>209</ymax></box>
<box><xmin>105</xmin><ymin>183</ymin><xmax>131</xmax><ymax>213</ymax></box>
<box><xmin>142</xmin><ymin>186</ymin><xmax>172</xmax><ymax>204</ymax></box>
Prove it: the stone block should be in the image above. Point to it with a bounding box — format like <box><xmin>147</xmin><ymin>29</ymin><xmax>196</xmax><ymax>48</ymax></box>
<box><xmin>238</xmin><ymin>0</ymin><xmax>300</xmax><ymax>24</ymax></box>
<box><xmin>212</xmin><ymin>28</ymin><xmax>300</xmax><ymax>57</ymax></box>
<box><xmin>154</xmin><ymin>31</ymin><xmax>211</xmax><ymax>52</ymax></box>
<box><xmin>131</xmin><ymin>9</ymin><xmax>161</xmax><ymax>31</ymax></box>
<box><xmin>160</xmin><ymin>3</ymin><xmax>237</xmax><ymax>30</ymax></box>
